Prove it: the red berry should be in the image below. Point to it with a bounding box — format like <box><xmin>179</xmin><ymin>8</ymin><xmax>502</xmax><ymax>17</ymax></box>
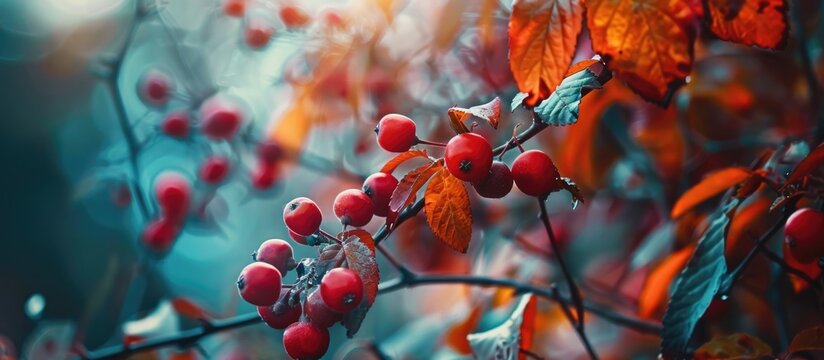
<box><xmin>472</xmin><ymin>161</ymin><xmax>513</xmax><ymax>199</ymax></box>
<box><xmin>283</xmin><ymin>197</ymin><xmax>322</xmax><ymax>236</ymax></box>
<box><xmin>303</xmin><ymin>290</ymin><xmax>341</xmax><ymax>328</ymax></box>
<box><xmin>254</xmin><ymin>239</ymin><xmax>293</xmax><ymax>274</ymax></box>
<box><xmin>245</xmin><ymin>20</ymin><xmax>274</xmax><ymax>49</ymax></box>
<box><xmin>237</xmin><ymin>262</ymin><xmax>282</xmax><ymax>306</ymax></box>
<box><xmin>138</xmin><ymin>69</ymin><xmax>173</xmax><ymax>107</ymax></box>
<box><xmin>200</xmin><ymin>100</ymin><xmax>243</xmax><ymax>140</ymax></box>
<box><xmin>288</xmin><ymin>229</ymin><xmax>308</xmax><ymax>245</ymax></box>
<box><xmin>320</xmin><ymin>268</ymin><xmax>363</xmax><ymax>313</ymax></box>
<box><xmin>154</xmin><ymin>172</ymin><xmax>191</xmax><ymax>222</ymax></box>
<box><xmin>199</xmin><ymin>156</ymin><xmax>231</xmax><ymax>185</ymax></box>
<box><xmin>279</xmin><ymin>5</ymin><xmax>311</xmax><ymax>29</ymax></box>
<box><xmin>251</xmin><ymin>164</ymin><xmax>278</xmax><ymax>190</ymax></box>
<box><xmin>511</xmin><ymin>150</ymin><xmax>561</xmax><ymax>197</ymax></box>
<box><xmin>222</xmin><ymin>0</ymin><xmax>245</xmax><ymax>17</ymax></box>
<box><xmin>784</xmin><ymin>208</ymin><xmax>824</xmax><ymax>263</ymax></box>
<box><xmin>258</xmin><ymin>292</ymin><xmax>301</xmax><ymax>329</ymax></box>
<box><xmin>320</xmin><ymin>7</ymin><xmax>345</xmax><ymax>29</ymax></box>
<box><xmin>362</xmin><ymin>173</ymin><xmax>398</xmax><ymax>217</ymax></box>
<box><xmin>257</xmin><ymin>140</ymin><xmax>283</xmax><ymax>164</ymax></box>
<box><xmin>333</xmin><ymin>189</ymin><xmax>373</xmax><ymax>227</ymax></box>
<box><xmin>375</xmin><ymin>114</ymin><xmax>417</xmax><ymax>152</ymax></box>
<box><xmin>282</xmin><ymin>322</ymin><xmax>329</xmax><ymax>360</ymax></box>
<box><xmin>444</xmin><ymin>133</ymin><xmax>493</xmax><ymax>182</ymax></box>
<box><xmin>141</xmin><ymin>218</ymin><xmax>180</xmax><ymax>252</ymax></box>
<box><xmin>161</xmin><ymin>112</ymin><xmax>189</xmax><ymax>138</ymax></box>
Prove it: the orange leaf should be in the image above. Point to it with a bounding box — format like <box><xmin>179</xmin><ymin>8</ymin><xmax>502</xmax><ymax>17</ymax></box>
<box><xmin>170</xmin><ymin>297</ymin><xmax>208</xmax><ymax>320</ymax></box>
<box><xmin>789</xmin><ymin>326</ymin><xmax>824</xmax><ymax>355</ymax></box>
<box><xmin>434</xmin><ymin>1</ymin><xmax>471</xmax><ymax>52</ymax></box>
<box><xmin>445</xmin><ymin>306</ymin><xmax>483</xmax><ymax>354</ymax></box>
<box><xmin>693</xmin><ymin>333</ymin><xmax>773</xmax><ymax>360</ymax></box>
<box><xmin>519</xmin><ymin>295</ymin><xmax>538</xmax><ymax>356</ymax></box>
<box><xmin>269</xmin><ymin>93</ymin><xmax>312</xmax><ymax>156</ymax></box>
<box><xmin>725</xmin><ymin>197</ymin><xmax>771</xmax><ymax>259</ymax></box>
<box><xmin>783</xmin><ymin>241</ymin><xmax>822</xmax><ymax>293</ymax></box>
<box><xmin>565</xmin><ymin>59</ymin><xmax>600</xmax><ymax>77</ymax></box>
<box><xmin>448</xmin><ymin>97</ymin><xmax>502</xmax><ymax>132</ymax></box>
<box><xmin>638</xmin><ymin>244</ymin><xmax>695</xmax><ymax>319</ymax></box>
<box><xmin>671</xmin><ymin>167</ymin><xmax>752</xmax><ymax>218</ymax></box>
<box><xmin>586</xmin><ymin>0</ymin><xmax>697</xmax><ymax>103</ymax></box>
<box><xmin>380</xmin><ymin>150</ymin><xmax>430</xmax><ymax>174</ymax></box>
<box><xmin>509</xmin><ymin>0</ymin><xmax>583</xmax><ymax>106</ymax></box>
<box><xmin>387</xmin><ymin>162</ymin><xmax>442</xmax><ymax>225</ymax></box>
<box><xmin>783</xmin><ymin>144</ymin><xmax>824</xmax><ymax>190</ymax></box>
<box><xmin>708</xmin><ymin>0</ymin><xmax>788</xmax><ymax>49</ymax></box>
<box><xmin>424</xmin><ymin>168</ymin><xmax>473</xmax><ymax>253</ymax></box>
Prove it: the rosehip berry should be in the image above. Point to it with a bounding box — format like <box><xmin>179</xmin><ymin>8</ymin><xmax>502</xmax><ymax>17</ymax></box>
<box><xmin>362</xmin><ymin>173</ymin><xmax>398</xmax><ymax>217</ymax></box>
<box><xmin>258</xmin><ymin>292</ymin><xmax>301</xmax><ymax>329</ymax></box>
<box><xmin>161</xmin><ymin>112</ymin><xmax>189</xmax><ymax>138</ymax></box>
<box><xmin>784</xmin><ymin>208</ymin><xmax>824</xmax><ymax>263</ymax></box>
<box><xmin>472</xmin><ymin>161</ymin><xmax>513</xmax><ymax>199</ymax></box>
<box><xmin>236</xmin><ymin>262</ymin><xmax>282</xmax><ymax>306</ymax></box>
<box><xmin>303</xmin><ymin>290</ymin><xmax>341</xmax><ymax>328</ymax></box>
<box><xmin>154</xmin><ymin>172</ymin><xmax>191</xmax><ymax>222</ymax></box>
<box><xmin>283</xmin><ymin>197</ymin><xmax>322</xmax><ymax>236</ymax></box>
<box><xmin>444</xmin><ymin>133</ymin><xmax>493</xmax><ymax>182</ymax></box>
<box><xmin>245</xmin><ymin>20</ymin><xmax>274</xmax><ymax>49</ymax></box>
<box><xmin>141</xmin><ymin>218</ymin><xmax>180</xmax><ymax>252</ymax></box>
<box><xmin>199</xmin><ymin>156</ymin><xmax>231</xmax><ymax>185</ymax></box>
<box><xmin>283</xmin><ymin>322</ymin><xmax>329</xmax><ymax>360</ymax></box>
<box><xmin>333</xmin><ymin>189</ymin><xmax>373</xmax><ymax>227</ymax></box>
<box><xmin>250</xmin><ymin>164</ymin><xmax>278</xmax><ymax>190</ymax></box>
<box><xmin>279</xmin><ymin>5</ymin><xmax>311</xmax><ymax>29</ymax></box>
<box><xmin>375</xmin><ymin>114</ymin><xmax>417</xmax><ymax>152</ymax></box>
<box><xmin>320</xmin><ymin>268</ymin><xmax>364</xmax><ymax>313</ymax></box>
<box><xmin>288</xmin><ymin>229</ymin><xmax>308</xmax><ymax>245</ymax></box>
<box><xmin>253</xmin><ymin>239</ymin><xmax>294</xmax><ymax>274</ymax></box>
<box><xmin>138</xmin><ymin>69</ymin><xmax>173</xmax><ymax>107</ymax></box>
<box><xmin>222</xmin><ymin>0</ymin><xmax>245</xmax><ymax>17</ymax></box>
<box><xmin>511</xmin><ymin>150</ymin><xmax>561</xmax><ymax>197</ymax></box>
<box><xmin>256</xmin><ymin>140</ymin><xmax>283</xmax><ymax>164</ymax></box>
<box><xmin>200</xmin><ymin>100</ymin><xmax>243</xmax><ymax>140</ymax></box>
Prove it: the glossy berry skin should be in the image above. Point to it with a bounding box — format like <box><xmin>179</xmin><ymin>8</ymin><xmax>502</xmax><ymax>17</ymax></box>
<box><xmin>236</xmin><ymin>262</ymin><xmax>282</xmax><ymax>306</ymax></box>
<box><xmin>199</xmin><ymin>156</ymin><xmax>231</xmax><ymax>185</ymax></box>
<box><xmin>444</xmin><ymin>133</ymin><xmax>493</xmax><ymax>182</ymax></box>
<box><xmin>362</xmin><ymin>173</ymin><xmax>398</xmax><ymax>217</ymax></box>
<box><xmin>138</xmin><ymin>70</ymin><xmax>173</xmax><ymax>107</ymax></box>
<box><xmin>222</xmin><ymin>0</ymin><xmax>245</xmax><ymax>17</ymax></box>
<box><xmin>258</xmin><ymin>292</ymin><xmax>301</xmax><ymax>329</ymax></box>
<box><xmin>141</xmin><ymin>219</ymin><xmax>180</xmax><ymax>252</ymax></box>
<box><xmin>304</xmin><ymin>290</ymin><xmax>341</xmax><ymax>328</ymax></box>
<box><xmin>320</xmin><ymin>268</ymin><xmax>364</xmax><ymax>313</ymax></box>
<box><xmin>250</xmin><ymin>164</ymin><xmax>277</xmax><ymax>190</ymax></box>
<box><xmin>375</xmin><ymin>114</ymin><xmax>417</xmax><ymax>152</ymax></box>
<box><xmin>253</xmin><ymin>239</ymin><xmax>293</xmax><ymax>274</ymax></box>
<box><xmin>154</xmin><ymin>172</ymin><xmax>191</xmax><ymax>222</ymax></box>
<box><xmin>200</xmin><ymin>100</ymin><xmax>242</xmax><ymax>140</ymax></box>
<box><xmin>161</xmin><ymin>112</ymin><xmax>189</xmax><ymax>138</ymax></box>
<box><xmin>288</xmin><ymin>229</ymin><xmax>308</xmax><ymax>245</ymax></box>
<box><xmin>511</xmin><ymin>150</ymin><xmax>561</xmax><ymax>197</ymax></box>
<box><xmin>256</xmin><ymin>140</ymin><xmax>283</xmax><ymax>164</ymax></box>
<box><xmin>245</xmin><ymin>20</ymin><xmax>274</xmax><ymax>49</ymax></box>
<box><xmin>333</xmin><ymin>189</ymin><xmax>373</xmax><ymax>227</ymax></box>
<box><xmin>472</xmin><ymin>161</ymin><xmax>513</xmax><ymax>199</ymax></box>
<box><xmin>283</xmin><ymin>197</ymin><xmax>322</xmax><ymax>236</ymax></box>
<box><xmin>280</xmin><ymin>5</ymin><xmax>311</xmax><ymax>29</ymax></box>
<box><xmin>283</xmin><ymin>322</ymin><xmax>329</xmax><ymax>360</ymax></box>
<box><xmin>784</xmin><ymin>208</ymin><xmax>824</xmax><ymax>263</ymax></box>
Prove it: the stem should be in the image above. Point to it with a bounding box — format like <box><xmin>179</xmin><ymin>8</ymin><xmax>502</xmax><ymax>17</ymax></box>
<box><xmin>416</xmin><ymin>138</ymin><xmax>447</xmax><ymax>147</ymax></box>
<box><xmin>492</xmin><ymin>119</ymin><xmax>547</xmax><ymax>155</ymax></box>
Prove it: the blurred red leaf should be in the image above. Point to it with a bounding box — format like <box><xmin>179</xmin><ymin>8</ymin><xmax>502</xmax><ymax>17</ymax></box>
<box><xmin>444</xmin><ymin>306</ymin><xmax>483</xmax><ymax>354</ymax></box>
<box><xmin>170</xmin><ymin>298</ymin><xmax>209</xmax><ymax>320</ymax></box>
<box><xmin>380</xmin><ymin>150</ymin><xmax>430</xmax><ymax>175</ymax></box>
<box><xmin>783</xmin><ymin>144</ymin><xmax>824</xmax><ymax>190</ymax></box>
<box><xmin>424</xmin><ymin>168</ymin><xmax>473</xmax><ymax>253</ymax></box>
<box><xmin>789</xmin><ymin>326</ymin><xmax>824</xmax><ymax>355</ymax></box>
<box><xmin>509</xmin><ymin>0</ymin><xmax>583</xmax><ymax>106</ymax></box>
<box><xmin>708</xmin><ymin>0</ymin><xmax>788</xmax><ymax>49</ymax></box>
<box><xmin>638</xmin><ymin>244</ymin><xmax>695</xmax><ymax>319</ymax></box>
<box><xmin>693</xmin><ymin>333</ymin><xmax>772</xmax><ymax>360</ymax></box>
<box><xmin>783</xmin><ymin>241</ymin><xmax>822</xmax><ymax>293</ymax></box>
<box><xmin>671</xmin><ymin>167</ymin><xmax>751</xmax><ymax>218</ymax></box>
<box><xmin>586</xmin><ymin>0</ymin><xmax>697</xmax><ymax>103</ymax></box>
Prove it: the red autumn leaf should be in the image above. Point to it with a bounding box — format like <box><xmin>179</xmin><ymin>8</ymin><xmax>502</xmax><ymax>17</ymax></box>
<box><xmin>789</xmin><ymin>326</ymin><xmax>824</xmax><ymax>355</ymax></box>
<box><xmin>424</xmin><ymin>168</ymin><xmax>473</xmax><ymax>253</ymax></box>
<box><xmin>585</xmin><ymin>0</ymin><xmax>697</xmax><ymax>104</ymax></box>
<box><xmin>339</xmin><ymin>229</ymin><xmax>380</xmax><ymax>337</ymax></box>
<box><xmin>519</xmin><ymin>295</ymin><xmax>538</xmax><ymax>356</ymax></box>
<box><xmin>509</xmin><ymin>0</ymin><xmax>583</xmax><ymax>106</ymax></box>
<box><xmin>783</xmin><ymin>144</ymin><xmax>824</xmax><ymax>190</ymax></box>
<box><xmin>725</xmin><ymin>197</ymin><xmax>771</xmax><ymax>260</ymax></box>
<box><xmin>448</xmin><ymin>97</ymin><xmax>503</xmax><ymax>132</ymax></box>
<box><xmin>387</xmin><ymin>162</ymin><xmax>442</xmax><ymax>225</ymax></box>
<box><xmin>707</xmin><ymin>0</ymin><xmax>788</xmax><ymax>49</ymax></box>
<box><xmin>170</xmin><ymin>297</ymin><xmax>208</xmax><ymax>320</ymax></box>
<box><xmin>671</xmin><ymin>167</ymin><xmax>752</xmax><ymax>218</ymax></box>
<box><xmin>444</xmin><ymin>305</ymin><xmax>483</xmax><ymax>354</ymax></box>
<box><xmin>380</xmin><ymin>149</ymin><xmax>430</xmax><ymax>175</ymax></box>
<box><xmin>783</xmin><ymin>241</ymin><xmax>822</xmax><ymax>293</ymax></box>
<box><xmin>638</xmin><ymin>244</ymin><xmax>695</xmax><ymax>319</ymax></box>
<box><xmin>693</xmin><ymin>333</ymin><xmax>772</xmax><ymax>360</ymax></box>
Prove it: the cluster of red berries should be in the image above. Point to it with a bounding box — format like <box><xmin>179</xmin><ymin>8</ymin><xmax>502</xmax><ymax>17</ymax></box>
<box><xmin>375</xmin><ymin>114</ymin><xmax>566</xmax><ymax>198</ymax></box>
<box><xmin>221</xmin><ymin>0</ymin><xmax>313</xmax><ymax>50</ymax></box>
<box><xmin>142</xmin><ymin>172</ymin><xmax>191</xmax><ymax>252</ymax></box>
<box><xmin>784</xmin><ymin>207</ymin><xmax>824</xmax><ymax>263</ymax></box>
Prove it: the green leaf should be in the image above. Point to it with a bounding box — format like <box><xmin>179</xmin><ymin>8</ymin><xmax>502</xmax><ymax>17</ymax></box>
<box><xmin>534</xmin><ymin>66</ymin><xmax>608</xmax><ymax>126</ymax></box>
<box><xmin>660</xmin><ymin>198</ymin><xmax>740</xmax><ymax>359</ymax></box>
